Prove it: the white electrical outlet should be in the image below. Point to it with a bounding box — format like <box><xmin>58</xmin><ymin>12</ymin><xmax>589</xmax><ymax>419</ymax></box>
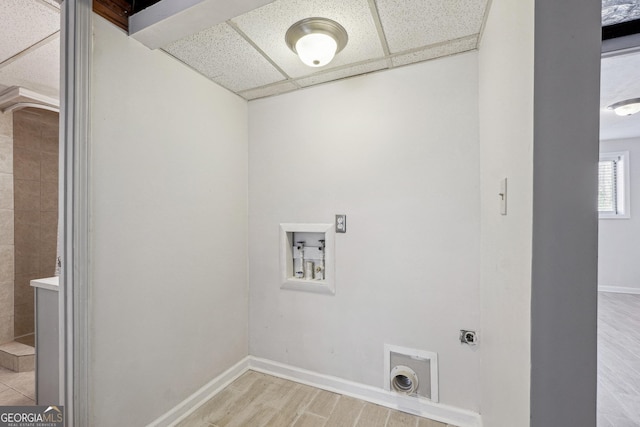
<box><xmin>335</xmin><ymin>214</ymin><xmax>346</xmax><ymax>233</ymax></box>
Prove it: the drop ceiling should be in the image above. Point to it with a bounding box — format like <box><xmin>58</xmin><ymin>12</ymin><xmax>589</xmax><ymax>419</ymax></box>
<box><xmin>1</xmin><ymin>0</ymin><xmax>639</xmax><ymax>140</ymax></box>
<box><xmin>137</xmin><ymin>0</ymin><xmax>640</xmax><ymax>139</ymax></box>
<box><xmin>158</xmin><ymin>0</ymin><xmax>488</xmax><ymax>100</ymax></box>
<box><xmin>0</xmin><ymin>0</ymin><xmax>60</xmax><ymax>100</ymax></box>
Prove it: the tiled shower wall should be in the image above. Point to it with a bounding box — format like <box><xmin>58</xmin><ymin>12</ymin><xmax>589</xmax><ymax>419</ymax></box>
<box><xmin>0</xmin><ymin>112</ymin><xmax>14</xmax><ymax>344</ymax></box>
<box><xmin>13</xmin><ymin>108</ymin><xmax>59</xmax><ymax>339</ymax></box>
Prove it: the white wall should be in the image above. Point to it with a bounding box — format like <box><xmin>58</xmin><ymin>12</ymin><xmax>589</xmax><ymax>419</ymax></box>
<box><xmin>90</xmin><ymin>16</ymin><xmax>248</xmax><ymax>427</ymax></box>
<box><xmin>477</xmin><ymin>1</ymin><xmax>534</xmax><ymax>425</ymax></box>
<box><xmin>249</xmin><ymin>53</ymin><xmax>481</xmax><ymax>412</ymax></box>
<box><xmin>599</xmin><ymin>137</ymin><xmax>640</xmax><ymax>293</ymax></box>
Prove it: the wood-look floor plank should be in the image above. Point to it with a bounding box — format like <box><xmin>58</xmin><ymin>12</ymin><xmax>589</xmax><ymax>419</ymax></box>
<box><xmin>259</xmin><ymin>376</ymin><xmax>304</xmax><ymax>411</ymax></box>
<box><xmin>263</xmin><ymin>383</ymin><xmax>318</xmax><ymax>427</ymax></box>
<box><xmin>291</xmin><ymin>413</ymin><xmax>327</xmax><ymax>427</ymax></box>
<box><xmin>210</xmin><ymin>376</ymin><xmax>272</xmax><ymax>426</ymax></box>
<box><xmin>386</xmin><ymin>410</ymin><xmax>419</xmax><ymax>427</ymax></box>
<box><xmin>306</xmin><ymin>389</ymin><xmax>340</xmax><ymax>418</ymax></box>
<box><xmin>417</xmin><ymin>417</ymin><xmax>448</xmax><ymax>427</ymax></box>
<box><xmin>175</xmin><ymin>417</ymin><xmax>212</xmax><ymax>427</ymax></box>
<box><xmin>324</xmin><ymin>395</ymin><xmax>366</xmax><ymax>427</ymax></box>
<box><xmin>179</xmin><ymin>371</ymin><xmax>459</xmax><ymax>427</ymax></box>
<box><xmin>355</xmin><ymin>403</ymin><xmax>389</xmax><ymax>427</ymax></box>
<box><xmin>228</xmin><ymin>370</ymin><xmax>262</xmax><ymax>394</ymax></box>
<box><xmin>222</xmin><ymin>404</ymin><xmax>278</xmax><ymax>427</ymax></box>
<box><xmin>176</xmin><ymin>388</ymin><xmax>237</xmax><ymax>427</ymax></box>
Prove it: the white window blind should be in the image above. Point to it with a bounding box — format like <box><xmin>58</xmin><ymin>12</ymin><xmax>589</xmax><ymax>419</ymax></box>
<box><xmin>598</xmin><ymin>151</ymin><xmax>630</xmax><ymax>219</ymax></box>
<box><xmin>598</xmin><ymin>159</ymin><xmax>617</xmax><ymax>213</ymax></box>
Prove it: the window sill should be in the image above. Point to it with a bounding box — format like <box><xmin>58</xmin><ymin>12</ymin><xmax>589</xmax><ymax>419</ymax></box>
<box><xmin>599</xmin><ymin>214</ymin><xmax>631</xmax><ymax>220</ymax></box>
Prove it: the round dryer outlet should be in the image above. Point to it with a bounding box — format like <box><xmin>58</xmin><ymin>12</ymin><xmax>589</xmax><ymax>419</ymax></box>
<box><xmin>390</xmin><ymin>365</ymin><xmax>419</xmax><ymax>395</ymax></box>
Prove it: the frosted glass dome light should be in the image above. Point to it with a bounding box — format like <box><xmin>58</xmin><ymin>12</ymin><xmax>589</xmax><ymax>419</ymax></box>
<box><xmin>295</xmin><ymin>33</ymin><xmax>338</xmax><ymax>67</ymax></box>
<box><xmin>608</xmin><ymin>98</ymin><xmax>640</xmax><ymax>116</ymax></box>
<box><xmin>286</xmin><ymin>18</ymin><xmax>348</xmax><ymax>68</ymax></box>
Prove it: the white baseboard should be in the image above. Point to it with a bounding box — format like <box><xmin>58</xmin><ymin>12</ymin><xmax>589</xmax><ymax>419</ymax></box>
<box><xmin>248</xmin><ymin>357</ymin><xmax>482</xmax><ymax>427</ymax></box>
<box><xmin>148</xmin><ymin>356</ymin><xmax>482</xmax><ymax>427</ymax></box>
<box><xmin>599</xmin><ymin>285</ymin><xmax>640</xmax><ymax>295</ymax></box>
<box><xmin>147</xmin><ymin>356</ymin><xmax>250</xmax><ymax>427</ymax></box>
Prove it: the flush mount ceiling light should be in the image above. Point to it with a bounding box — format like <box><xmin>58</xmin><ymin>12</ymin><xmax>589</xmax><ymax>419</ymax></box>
<box><xmin>608</xmin><ymin>98</ymin><xmax>640</xmax><ymax>116</ymax></box>
<box><xmin>285</xmin><ymin>18</ymin><xmax>348</xmax><ymax>68</ymax></box>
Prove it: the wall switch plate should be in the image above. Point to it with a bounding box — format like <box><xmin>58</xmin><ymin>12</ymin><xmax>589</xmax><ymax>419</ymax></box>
<box><xmin>499</xmin><ymin>178</ymin><xmax>507</xmax><ymax>215</ymax></box>
<box><xmin>335</xmin><ymin>214</ymin><xmax>346</xmax><ymax>233</ymax></box>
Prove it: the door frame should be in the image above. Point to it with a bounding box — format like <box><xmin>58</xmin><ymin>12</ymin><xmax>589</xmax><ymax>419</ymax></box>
<box><xmin>59</xmin><ymin>0</ymin><xmax>91</xmax><ymax>425</ymax></box>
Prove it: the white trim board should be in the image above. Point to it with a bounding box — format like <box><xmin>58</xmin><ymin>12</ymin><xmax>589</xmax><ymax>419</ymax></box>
<box><xmin>147</xmin><ymin>357</ymin><xmax>251</xmax><ymax>427</ymax></box>
<box><xmin>599</xmin><ymin>286</ymin><xmax>640</xmax><ymax>295</ymax></box>
<box><xmin>250</xmin><ymin>358</ymin><xmax>480</xmax><ymax>427</ymax></box>
<box><xmin>149</xmin><ymin>356</ymin><xmax>482</xmax><ymax>427</ymax></box>
<box><xmin>0</xmin><ymin>86</ymin><xmax>59</xmax><ymax>111</ymax></box>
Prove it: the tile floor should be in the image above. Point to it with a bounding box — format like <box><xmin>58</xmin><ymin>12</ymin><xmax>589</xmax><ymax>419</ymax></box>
<box><xmin>178</xmin><ymin>371</ymin><xmax>455</xmax><ymax>427</ymax></box>
<box><xmin>0</xmin><ymin>365</ymin><xmax>35</xmax><ymax>406</ymax></box>
<box><xmin>598</xmin><ymin>292</ymin><xmax>640</xmax><ymax>426</ymax></box>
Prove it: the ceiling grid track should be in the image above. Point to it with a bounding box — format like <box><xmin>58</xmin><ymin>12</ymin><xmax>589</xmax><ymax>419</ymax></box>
<box><xmin>244</xmin><ymin>56</ymin><xmax>388</xmax><ymax>95</ymax></box>
<box><xmin>0</xmin><ymin>31</ymin><xmax>60</xmax><ymax>71</ymax></box>
<box><xmin>226</xmin><ymin>19</ymin><xmax>299</xmax><ymax>89</ymax></box>
<box><xmin>149</xmin><ymin>0</ymin><xmax>491</xmax><ymax>100</ymax></box>
<box><xmin>366</xmin><ymin>0</ymin><xmax>392</xmax><ymax>68</ymax></box>
<box><xmin>34</xmin><ymin>0</ymin><xmax>61</xmax><ymax>13</ymax></box>
<box><xmin>390</xmin><ymin>35</ymin><xmax>478</xmax><ymax>59</ymax></box>
<box><xmin>241</xmin><ymin>35</ymin><xmax>479</xmax><ymax>101</ymax></box>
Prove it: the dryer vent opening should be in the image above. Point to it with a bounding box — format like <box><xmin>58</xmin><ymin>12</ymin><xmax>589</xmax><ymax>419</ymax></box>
<box><xmin>390</xmin><ymin>365</ymin><xmax>419</xmax><ymax>394</ymax></box>
<box><xmin>385</xmin><ymin>344</ymin><xmax>439</xmax><ymax>402</ymax></box>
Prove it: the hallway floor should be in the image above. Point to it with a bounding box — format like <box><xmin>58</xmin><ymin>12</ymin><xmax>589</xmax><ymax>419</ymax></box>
<box><xmin>177</xmin><ymin>371</ymin><xmax>455</xmax><ymax>427</ymax></box>
<box><xmin>598</xmin><ymin>292</ymin><xmax>640</xmax><ymax>426</ymax></box>
<box><xmin>0</xmin><ymin>366</ymin><xmax>35</xmax><ymax>406</ymax></box>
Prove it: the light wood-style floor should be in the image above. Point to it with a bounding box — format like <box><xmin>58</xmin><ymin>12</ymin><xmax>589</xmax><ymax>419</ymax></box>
<box><xmin>177</xmin><ymin>371</ymin><xmax>456</xmax><ymax>427</ymax></box>
<box><xmin>598</xmin><ymin>292</ymin><xmax>640</xmax><ymax>427</ymax></box>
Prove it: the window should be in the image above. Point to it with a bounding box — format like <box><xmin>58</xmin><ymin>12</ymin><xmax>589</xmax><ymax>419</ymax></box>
<box><xmin>599</xmin><ymin>151</ymin><xmax>630</xmax><ymax>219</ymax></box>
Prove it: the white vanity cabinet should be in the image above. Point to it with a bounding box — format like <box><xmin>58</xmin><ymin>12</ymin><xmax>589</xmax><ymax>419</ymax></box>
<box><xmin>30</xmin><ymin>277</ymin><xmax>60</xmax><ymax>405</ymax></box>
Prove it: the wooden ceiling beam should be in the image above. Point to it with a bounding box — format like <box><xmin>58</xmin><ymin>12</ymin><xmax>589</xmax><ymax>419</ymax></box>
<box><xmin>93</xmin><ymin>0</ymin><xmax>132</xmax><ymax>32</ymax></box>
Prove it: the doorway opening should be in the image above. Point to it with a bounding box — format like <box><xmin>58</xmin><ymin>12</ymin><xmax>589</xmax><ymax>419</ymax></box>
<box><xmin>597</xmin><ymin>7</ymin><xmax>640</xmax><ymax>424</ymax></box>
<box><xmin>0</xmin><ymin>0</ymin><xmax>62</xmax><ymax>407</ymax></box>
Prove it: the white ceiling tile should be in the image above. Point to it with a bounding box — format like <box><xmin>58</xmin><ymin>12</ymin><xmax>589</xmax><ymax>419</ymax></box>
<box><xmin>376</xmin><ymin>0</ymin><xmax>487</xmax><ymax>53</ymax></box>
<box><xmin>38</xmin><ymin>0</ymin><xmax>61</xmax><ymax>10</ymax></box>
<box><xmin>296</xmin><ymin>59</ymin><xmax>388</xmax><ymax>88</ymax></box>
<box><xmin>231</xmin><ymin>0</ymin><xmax>385</xmax><ymax>79</ymax></box>
<box><xmin>391</xmin><ymin>36</ymin><xmax>477</xmax><ymax>68</ymax></box>
<box><xmin>0</xmin><ymin>39</ymin><xmax>60</xmax><ymax>99</ymax></box>
<box><xmin>239</xmin><ymin>81</ymin><xmax>298</xmax><ymax>100</ymax></box>
<box><xmin>163</xmin><ymin>22</ymin><xmax>286</xmax><ymax>92</ymax></box>
<box><xmin>0</xmin><ymin>0</ymin><xmax>59</xmax><ymax>63</ymax></box>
